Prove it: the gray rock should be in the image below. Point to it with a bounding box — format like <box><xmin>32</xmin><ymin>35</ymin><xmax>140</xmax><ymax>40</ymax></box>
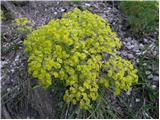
<box><xmin>128</xmin><ymin>54</ymin><xmax>134</xmax><ymax>59</ymax></box>
<box><xmin>147</xmin><ymin>74</ymin><xmax>153</xmax><ymax>79</ymax></box>
<box><xmin>130</xmin><ymin>45</ymin><xmax>134</xmax><ymax>48</ymax></box>
<box><xmin>139</xmin><ymin>43</ymin><xmax>144</xmax><ymax>50</ymax></box>
<box><xmin>129</xmin><ymin>104</ymin><xmax>132</xmax><ymax>107</ymax></box>
<box><xmin>54</xmin><ymin>12</ymin><xmax>57</xmax><ymax>15</ymax></box>
<box><xmin>60</xmin><ymin>8</ymin><xmax>65</xmax><ymax>12</ymax></box>
<box><xmin>152</xmin><ymin>76</ymin><xmax>159</xmax><ymax>81</ymax></box>
<box><xmin>106</xmin><ymin>7</ymin><xmax>111</xmax><ymax>10</ymax></box>
<box><xmin>144</xmin><ymin>38</ymin><xmax>148</xmax><ymax>43</ymax></box>
<box><xmin>135</xmin><ymin>52</ymin><xmax>142</xmax><ymax>56</ymax></box>
<box><xmin>85</xmin><ymin>3</ymin><xmax>91</xmax><ymax>7</ymax></box>
<box><xmin>10</xmin><ymin>69</ymin><xmax>15</xmax><ymax>73</ymax></box>
<box><xmin>135</xmin><ymin>98</ymin><xmax>140</xmax><ymax>102</ymax></box>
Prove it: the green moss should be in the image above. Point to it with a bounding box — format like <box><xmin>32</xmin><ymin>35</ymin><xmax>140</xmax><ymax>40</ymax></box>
<box><xmin>24</xmin><ymin>8</ymin><xmax>138</xmax><ymax>110</ymax></box>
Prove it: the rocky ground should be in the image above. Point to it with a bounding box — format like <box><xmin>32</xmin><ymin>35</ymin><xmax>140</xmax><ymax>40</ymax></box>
<box><xmin>1</xmin><ymin>1</ymin><xmax>159</xmax><ymax>119</ymax></box>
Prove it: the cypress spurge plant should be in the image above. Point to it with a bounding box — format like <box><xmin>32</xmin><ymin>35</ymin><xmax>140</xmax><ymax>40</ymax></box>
<box><xmin>24</xmin><ymin>8</ymin><xmax>138</xmax><ymax>110</ymax></box>
<box><xmin>15</xmin><ymin>17</ymin><xmax>32</xmax><ymax>35</ymax></box>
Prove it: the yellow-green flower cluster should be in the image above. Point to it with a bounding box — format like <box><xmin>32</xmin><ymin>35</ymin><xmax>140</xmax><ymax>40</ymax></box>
<box><xmin>15</xmin><ymin>17</ymin><xmax>32</xmax><ymax>32</ymax></box>
<box><xmin>104</xmin><ymin>56</ymin><xmax>138</xmax><ymax>96</ymax></box>
<box><xmin>24</xmin><ymin>8</ymin><xmax>138</xmax><ymax>110</ymax></box>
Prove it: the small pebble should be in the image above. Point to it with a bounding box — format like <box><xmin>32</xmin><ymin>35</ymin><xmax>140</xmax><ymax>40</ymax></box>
<box><xmin>129</xmin><ymin>104</ymin><xmax>132</xmax><ymax>107</ymax></box>
<box><xmin>60</xmin><ymin>8</ymin><xmax>65</xmax><ymax>12</ymax></box>
<box><xmin>17</xmin><ymin>40</ymin><xmax>22</xmax><ymax>44</ymax></box>
<box><xmin>151</xmin><ymin>85</ymin><xmax>156</xmax><ymax>89</ymax></box>
<box><xmin>126</xmin><ymin>87</ymin><xmax>132</xmax><ymax>95</ymax></box>
<box><xmin>142</xmin><ymin>51</ymin><xmax>146</xmax><ymax>55</ymax></box>
<box><xmin>127</xmin><ymin>46</ymin><xmax>132</xmax><ymax>50</ymax></box>
<box><xmin>130</xmin><ymin>45</ymin><xmax>134</xmax><ymax>49</ymax></box>
<box><xmin>152</xmin><ymin>51</ymin><xmax>157</xmax><ymax>56</ymax></box>
<box><xmin>108</xmin><ymin>7</ymin><xmax>111</xmax><ymax>10</ymax></box>
<box><xmin>128</xmin><ymin>54</ymin><xmax>134</xmax><ymax>59</ymax></box>
<box><xmin>135</xmin><ymin>52</ymin><xmax>141</xmax><ymax>56</ymax></box>
<box><xmin>7</xmin><ymin>88</ymin><xmax>11</xmax><ymax>92</ymax></box>
<box><xmin>1</xmin><ymin>61</ymin><xmax>8</xmax><ymax>66</ymax></box>
<box><xmin>143</xmin><ymin>63</ymin><xmax>147</xmax><ymax>66</ymax></box>
<box><xmin>143</xmin><ymin>38</ymin><xmax>148</xmax><ymax>43</ymax></box>
<box><xmin>15</xmin><ymin>55</ymin><xmax>19</xmax><ymax>62</ymax></box>
<box><xmin>19</xmin><ymin>46</ymin><xmax>23</xmax><ymax>49</ymax></box>
<box><xmin>85</xmin><ymin>3</ymin><xmax>91</xmax><ymax>7</ymax></box>
<box><xmin>136</xmin><ymin>59</ymin><xmax>139</xmax><ymax>63</ymax></box>
<box><xmin>54</xmin><ymin>12</ymin><xmax>57</xmax><ymax>15</ymax></box>
<box><xmin>135</xmin><ymin>98</ymin><xmax>140</xmax><ymax>102</ymax></box>
<box><xmin>139</xmin><ymin>43</ymin><xmax>144</xmax><ymax>49</ymax></box>
<box><xmin>123</xmin><ymin>42</ymin><xmax>126</xmax><ymax>45</ymax></box>
<box><xmin>10</xmin><ymin>69</ymin><xmax>15</xmax><ymax>72</ymax></box>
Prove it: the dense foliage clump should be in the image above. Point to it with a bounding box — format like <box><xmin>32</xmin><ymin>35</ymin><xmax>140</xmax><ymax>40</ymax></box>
<box><xmin>119</xmin><ymin>1</ymin><xmax>159</xmax><ymax>33</ymax></box>
<box><xmin>24</xmin><ymin>8</ymin><xmax>138</xmax><ymax>110</ymax></box>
